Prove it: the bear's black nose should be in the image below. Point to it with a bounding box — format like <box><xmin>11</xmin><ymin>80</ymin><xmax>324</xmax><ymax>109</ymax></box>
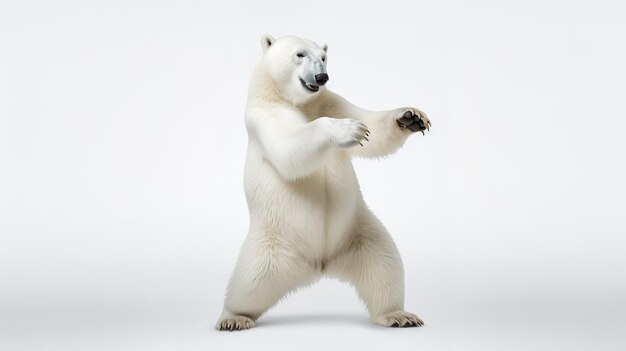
<box><xmin>315</xmin><ymin>73</ymin><xmax>329</xmax><ymax>86</ymax></box>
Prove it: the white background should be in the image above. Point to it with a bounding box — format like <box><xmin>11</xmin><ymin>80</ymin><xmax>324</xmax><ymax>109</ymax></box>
<box><xmin>1</xmin><ymin>0</ymin><xmax>625</xmax><ymax>350</ymax></box>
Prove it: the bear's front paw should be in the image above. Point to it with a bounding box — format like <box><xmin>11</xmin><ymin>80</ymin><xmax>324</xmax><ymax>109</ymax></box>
<box><xmin>328</xmin><ymin>118</ymin><xmax>370</xmax><ymax>148</ymax></box>
<box><xmin>396</xmin><ymin>108</ymin><xmax>431</xmax><ymax>135</ymax></box>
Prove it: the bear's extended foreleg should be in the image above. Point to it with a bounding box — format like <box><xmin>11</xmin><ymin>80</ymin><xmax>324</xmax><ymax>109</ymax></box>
<box><xmin>246</xmin><ymin>109</ymin><xmax>369</xmax><ymax>181</ymax></box>
<box><xmin>317</xmin><ymin>90</ymin><xmax>430</xmax><ymax>158</ymax></box>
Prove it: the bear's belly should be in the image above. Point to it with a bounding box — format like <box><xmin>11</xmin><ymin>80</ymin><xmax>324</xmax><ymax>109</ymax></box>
<box><xmin>244</xmin><ymin>151</ymin><xmax>360</xmax><ymax>260</ymax></box>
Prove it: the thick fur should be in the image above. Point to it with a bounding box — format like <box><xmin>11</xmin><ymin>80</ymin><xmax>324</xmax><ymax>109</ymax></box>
<box><xmin>216</xmin><ymin>35</ymin><xmax>430</xmax><ymax>331</ymax></box>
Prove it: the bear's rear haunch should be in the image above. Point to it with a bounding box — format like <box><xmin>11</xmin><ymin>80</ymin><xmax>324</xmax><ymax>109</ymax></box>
<box><xmin>216</xmin><ymin>34</ymin><xmax>431</xmax><ymax>331</ymax></box>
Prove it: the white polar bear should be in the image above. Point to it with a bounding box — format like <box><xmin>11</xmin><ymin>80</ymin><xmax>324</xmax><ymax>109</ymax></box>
<box><xmin>216</xmin><ymin>34</ymin><xmax>431</xmax><ymax>331</ymax></box>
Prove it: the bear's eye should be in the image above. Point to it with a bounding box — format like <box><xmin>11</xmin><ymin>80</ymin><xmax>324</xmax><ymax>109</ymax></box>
<box><xmin>322</xmin><ymin>56</ymin><xmax>326</xmax><ymax>62</ymax></box>
<box><xmin>296</xmin><ymin>52</ymin><xmax>305</xmax><ymax>58</ymax></box>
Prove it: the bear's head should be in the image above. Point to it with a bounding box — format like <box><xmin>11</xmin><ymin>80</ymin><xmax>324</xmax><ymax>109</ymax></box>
<box><xmin>260</xmin><ymin>34</ymin><xmax>329</xmax><ymax>106</ymax></box>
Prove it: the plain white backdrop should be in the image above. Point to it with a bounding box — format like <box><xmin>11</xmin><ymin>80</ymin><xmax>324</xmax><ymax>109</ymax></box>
<box><xmin>1</xmin><ymin>0</ymin><xmax>625</xmax><ymax>350</ymax></box>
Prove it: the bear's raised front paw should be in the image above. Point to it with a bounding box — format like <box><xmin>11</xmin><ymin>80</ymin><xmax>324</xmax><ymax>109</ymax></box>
<box><xmin>328</xmin><ymin>118</ymin><xmax>370</xmax><ymax>148</ymax></box>
<box><xmin>215</xmin><ymin>314</ymin><xmax>256</xmax><ymax>331</ymax></box>
<box><xmin>396</xmin><ymin>108</ymin><xmax>431</xmax><ymax>135</ymax></box>
<box><xmin>373</xmin><ymin>311</ymin><xmax>424</xmax><ymax>328</ymax></box>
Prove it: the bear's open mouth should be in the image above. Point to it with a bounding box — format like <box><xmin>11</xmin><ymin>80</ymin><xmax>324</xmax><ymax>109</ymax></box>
<box><xmin>299</xmin><ymin>78</ymin><xmax>320</xmax><ymax>92</ymax></box>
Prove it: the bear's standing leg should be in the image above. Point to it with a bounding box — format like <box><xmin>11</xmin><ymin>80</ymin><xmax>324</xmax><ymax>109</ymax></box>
<box><xmin>216</xmin><ymin>230</ymin><xmax>319</xmax><ymax>331</ymax></box>
<box><xmin>326</xmin><ymin>209</ymin><xmax>424</xmax><ymax>327</ymax></box>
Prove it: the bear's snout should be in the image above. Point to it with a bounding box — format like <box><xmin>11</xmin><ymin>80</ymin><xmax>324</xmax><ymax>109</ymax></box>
<box><xmin>315</xmin><ymin>73</ymin><xmax>329</xmax><ymax>86</ymax></box>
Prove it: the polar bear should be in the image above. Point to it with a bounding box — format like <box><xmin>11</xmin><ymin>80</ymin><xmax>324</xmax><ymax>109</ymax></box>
<box><xmin>216</xmin><ymin>34</ymin><xmax>431</xmax><ymax>331</ymax></box>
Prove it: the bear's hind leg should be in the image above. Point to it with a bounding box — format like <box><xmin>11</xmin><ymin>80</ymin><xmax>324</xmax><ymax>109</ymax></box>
<box><xmin>325</xmin><ymin>211</ymin><xmax>424</xmax><ymax>328</ymax></box>
<box><xmin>216</xmin><ymin>231</ymin><xmax>319</xmax><ymax>331</ymax></box>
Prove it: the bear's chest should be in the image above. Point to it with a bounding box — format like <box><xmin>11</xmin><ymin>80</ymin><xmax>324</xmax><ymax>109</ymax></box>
<box><xmin>246</xmin><ymin>151</ymin><xmax>361</xmax><ymax>258</ymax></box>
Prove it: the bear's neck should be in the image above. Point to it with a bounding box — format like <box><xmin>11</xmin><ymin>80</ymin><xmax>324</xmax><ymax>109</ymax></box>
<box><xmin>246</xmin><ymin>66</ymin><xmax>288</xmax><ymax>107</ymax></box>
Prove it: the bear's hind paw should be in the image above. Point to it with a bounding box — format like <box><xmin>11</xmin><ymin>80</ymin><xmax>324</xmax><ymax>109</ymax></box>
<box><xmin>373</xmin><ymin>311</ymin><xmax>424</xmax><ymax>328</ymax></box>
<box><xmin>216</xmin><ymin>314</ymin><xmax>256</xmax><ymax>331</ymax></box>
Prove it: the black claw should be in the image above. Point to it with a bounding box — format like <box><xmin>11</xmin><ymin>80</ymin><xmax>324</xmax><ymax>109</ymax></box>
<box><xmin>391</xmin><ymin>322</ymin><xmax>400</xmax><ymax>327</ymax></box>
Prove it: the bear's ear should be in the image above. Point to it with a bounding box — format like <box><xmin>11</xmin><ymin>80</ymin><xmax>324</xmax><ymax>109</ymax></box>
<box><xmin>261</xmin><ymin>34</ymin><xmax>275</xmax><ymax>51</ymax></box>
<box><xmin>321</xmin><ymin>43</ymin><xmax>328</xmax><ymax>53</ymax></box>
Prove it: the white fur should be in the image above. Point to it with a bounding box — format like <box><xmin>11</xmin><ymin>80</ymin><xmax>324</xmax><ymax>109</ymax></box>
<box><xmin>216</xmin><ymin>35</ymin><xmax>429</xmax><ymax>331</ymax></box>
